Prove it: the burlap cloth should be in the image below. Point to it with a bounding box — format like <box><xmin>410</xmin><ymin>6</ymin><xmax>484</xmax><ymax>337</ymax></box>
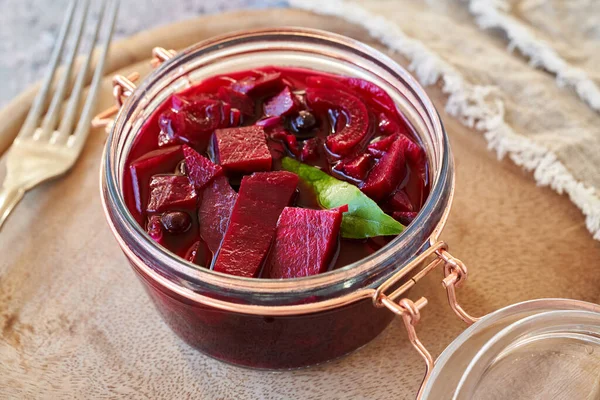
<box><xmin>1</xmin><ymin>6</ymin><xmax>600</xmax><ymax>400</ymax></box>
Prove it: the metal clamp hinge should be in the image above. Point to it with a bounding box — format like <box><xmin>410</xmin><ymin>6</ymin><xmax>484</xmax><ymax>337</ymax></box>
<box><xmin>375</xmin><ymin>241</ymin><xmax>480</xmax><ymax>399</ymax></box>
<box><xmin>91</xmin><ymin>47</ymin><xmax>177</xmax><ymax>131</ymax></box>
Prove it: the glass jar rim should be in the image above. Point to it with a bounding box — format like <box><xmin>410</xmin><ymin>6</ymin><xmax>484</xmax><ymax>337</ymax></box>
<box><xmin>101</xmin><ymin>27</ymin><xmax>454</xmax><ymax>305</ymax></box>
<box><xmin>455</xmin><ymin>308</ymin><xmax>600</xmax><ymax>399</ymax></box>
<box><xmin>421</xmin><ymin>298</ymin><xmax>600</xmax><ymax>399</ymax></box>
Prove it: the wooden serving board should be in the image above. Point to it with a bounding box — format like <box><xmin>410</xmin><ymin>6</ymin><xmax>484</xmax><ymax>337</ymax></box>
<box><xmin>1</xmin><ymin>9</ymin><xmax>599</xmax><ymax>400</ymax></box>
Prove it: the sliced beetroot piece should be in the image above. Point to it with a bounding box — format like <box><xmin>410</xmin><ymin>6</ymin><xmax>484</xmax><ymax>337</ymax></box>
<box><xmin>367</xmin><ymin>134</ymin><xmax>398</xmax><ymax>157</ymax></box>
<box><xmin>264</xmin><ymin>87</ymin><xmax>299</xmax><ymax>117</ymax></box>
<box><xmin>213</xmin><ymin>171</ymin><xmax>299</xmax><ymax>278</ymax></box>
<box><xmin>198</xmin><ymin>176</ymin><xmax>238</xmax><ymax>255</ymax></box>
<box><xmin>170</xmin><ymin>94</ymin><xmax>189</xmax><ymax>112</ymax></box>
<box><xmin>269</xmin><ymin>129</ymin><xmax>288</xmax><ymax>142</ymax></box>
<box><xmin>158</xmin><ymin>99</ymin><xmax>227</xmax><ymax>150</ymax></box>
<box><xmin>230</xmin><ymin>108</ymin><xmax>242</xmax><ymax>126</ymax></box>
<box><xmin>306</xmin><ymin>87</ymin><xmax>370</xmax><ymax>156</ymax></box>
<box><xmin>398</xmin><ymin>134</ymin><xmax>426</xmax><ymax>170</ymax></box>
<box><xmin>301</xmin><ymin>137</ymin><xmax>321</xmax><ymax>162</ymax></box>
<box><xmin>172</xmin><ymin>91</ymin><xmax>220</xmax><ymax>107</ymax></box>
<box><xmin>129</xmin><ymin>145</ymin><xmax>184</xmax><ymax>214</ymax></box>
<box><xmin>185</xmin><ymin>240</ymin><xmax>212</xmax><ymax>267</ymax></box>
<box><xmin>403</xmin><ymin>173</ymin><xmax>426</xmax><ymax>211</ymax></box>
<box><xmin>331</xmin><ymin>204</ymin><xmax>349</xmax><ymax>213</ymax></box>
<box><xmin>392</xmin><ymin>134</ymin><xmax>427</xmax><ymax>182</ymax></box>
<box><xmin>285</xmin><ymin>134</ymin><xmax>301</xmax><ymax>157</ymax></box>
<box><xmin>232</xmin><ymin>72</ymin><xmax>283</xmax><ymax>96</ymax></box>
<box><xmin>266</xmin><ymin>138</ymin><xmax>286</xmax><ymax>161</ymax></box>
<box><xmin>146</xmin><ymin>175</ymin><xmax>197</xmax><ymax>213</ymax></box>
<box><xmin>386</xmin><ymin>190</ymin><xmax>414</xmax><ymax>212</ymax></box>
<box><xmin>182</xmin><ymin>145</ymin><xmax>223</xmax><ymax>190</ymax></box>
<box><xmin>393</xmin><ymin>211</ymin><xmax>418</xmax><ymax>226</ymax></box>
<box><xmin>263</xmin><ymin>207</ymin><xmax>343</xmax><ymax>279</ymax></box>
<box><xmin>361</xmin><ymin>138</ymin><xmax>407</xmax><ymax>201</ymax></box>
<box><xmin>217</xmin><ymin>86</ymin><xmax>255</xmax><ymax>116</ymax></box>
<box><xmin>378</xmin><ymin>113</ymin><xmax>408</xmax><ymax>136</ymax></box>
<box><xmin>339</xmin><ymin>154</ymin><xmax>373</xmax><ymax>181</ymax></box>
<box><xmin>213</xmin><ymin>126</ymin><xmax>272</xmax><ymax>173</ymax></box>
<box><xmin>256</xmin><ymin>116</ymin><xmax>283</xmax><ymax>129</ymax></box>
<box><xmin>271</xmin><ymin>130</ymin><xmax>300</xmax><ymax>157</ymax></box>
<box><xmin>146</xmin><ymin>215</ymin><xmax>164</xmax><ymax>244</ymax></box>
<box><xmin>169</xmin><ymin>93</ymin><xmax>216</xmax><ymax>112</ymax></box>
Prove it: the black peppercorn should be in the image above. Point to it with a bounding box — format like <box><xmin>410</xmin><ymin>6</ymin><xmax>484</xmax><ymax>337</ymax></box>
<box><xmin>160</xmin><ymin>211</ymin><xmax>192</xmax><ymax>233</ymax></box>
<box><xmin>291</xmin><ymin>110</ymin><xmax>317</xmax><ymax>133</ymax></box>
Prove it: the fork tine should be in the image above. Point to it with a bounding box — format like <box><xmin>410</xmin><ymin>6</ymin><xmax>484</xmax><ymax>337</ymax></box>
<box><xmin>53</xmin><ymin>0</ymin><xmax>104</xmax><ymax>144</ymax></box>
<box><xmin>17</xmin><ymin>0</ymin><xmax>77</xmax><ymax>139</ymax></box>
<box><xmin>69</xmin><ymin>0</ymin><xmax>119</xmax><ymax>150</ymax></box>
<box><xmin>38</xmin><ymin>0</ymin><xmax>90</xmax><ymax>140</ymax></box>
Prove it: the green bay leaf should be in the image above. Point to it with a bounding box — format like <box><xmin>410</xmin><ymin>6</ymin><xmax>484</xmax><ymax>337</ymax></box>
<box><xmin>282</xmin><ymin>157</ymin><xmax>404</xmax><ymax>239</ymax></box>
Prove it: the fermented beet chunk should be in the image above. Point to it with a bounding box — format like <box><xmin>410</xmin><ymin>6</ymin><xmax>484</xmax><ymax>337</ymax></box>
<box><xmin>217</xmin><ymin>86</ymin><xmax>255</xmax><ymax>116</ymax></box>
<box><xmin>399</xmin><ymin>134</ymin><xmax>426</xmax><ymax>174</ymax></box>
<box><xmin>213</xmin><ymin>171</ymin><xmax>299</xmax><ymax>277</ymax></box>
<box><xmin>129</xmin><ymin>145</ymin><xmax>184</xmax><ymax>214</ymax></box>
<box><xmin>158</xmin><ymin>99</ymin><xmax>227</xmax><ymax>150</ymax></box>
<box><xmin>271</xmin><ymin>129</ymin><xmax>301</xmax><ymax>157</ymax></box>
<box><xmin>378</xmin><ymin>113</ymin><xmax>408</xmax><ymax>136</ymax></box>
<box><xmin>263</xmin><ymin>207</ymin><xmax>343</xmax><ymax>279</ymax></box>
<box><xmin>339</xmin><ymin>154</ymin><xmax>373</xmax><ymax>181</ymax></box>
<box><xmin>367</xmin><ymin>134</ymin><xmax>397</xmax><ymax>157</ymax></box>
<box><xmin>232</xmin><ymin>72</ymin><xmax>283</xmax><ymax>96</ymax></box>
<box><xmin>361</xmin><ymin>138</ymin><xmax>407</xmax><ymax>201</ymax></box>
<box><xmin>393</xmin><ymin>211</ymin><xmax>418</xmax><ymax>226</ymax></box>
<box><xmin>386</xmin><ymin>190</ymin><xmax>414</xmax><ymax>212</ymax></box>
<box><xmin>182</xmin><ymin>145</ymin><xmax>222</xmax><ymax>190</ymax></box>
<box><xmin>256</xmin><ymin>116</ymin><xmax>282</xmax><ymax>129</ymax></box>
<box><xmin>301</xmin><ymin>137</ymin><xmax>320</xmax><ymax>162</ymax></box>
<box><xmin>214</xmin><ymin>126</ymin><xmax>272</xmax><ymax>173</ymax></box>
<box><xmin>146</xmin><ymin>215</ymin><xmax>164</xmax><ymax>244</ymax></box>
<box><xmin>264</xmin><ymin>87</ymin><xmax>299</xmax><ymax>117</ymax></box>
<box><xmin>198</xmin><ymin>176</ymin><xmax>237</xmax><ymax>255</ymax></box>
<box><xmin>146</xmin><ymin>175</ymin><xmax>197</xmax><ymax>213</ymax></box>
<box><xmin>185</xmin><ymin>240</ymin><xmax>212</xmax><ymax>267</ymax></box>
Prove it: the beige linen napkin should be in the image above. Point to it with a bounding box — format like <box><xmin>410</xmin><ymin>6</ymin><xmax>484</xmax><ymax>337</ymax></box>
<box><xmin>291</xmin><ymin>0</ymin><xmax>600</xmax><ymax>240</ymax></box>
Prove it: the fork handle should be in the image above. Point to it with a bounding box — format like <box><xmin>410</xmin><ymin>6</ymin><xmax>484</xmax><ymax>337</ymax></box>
<box><xmin>0</xmin><ymin>185</ymin><xmax>25</xmax><ymax>231</ymax></box>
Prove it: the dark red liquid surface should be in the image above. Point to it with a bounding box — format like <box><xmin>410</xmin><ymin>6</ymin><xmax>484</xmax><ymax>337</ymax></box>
<box><xmin>124</xmin><ymin>67</ymin><xmax>429</xmax><ymax>277</ymax></box>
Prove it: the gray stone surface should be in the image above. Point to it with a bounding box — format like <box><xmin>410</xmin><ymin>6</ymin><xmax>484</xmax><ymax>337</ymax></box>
<box><xmin>0</xmin><ymin>0</ymin><xmax>286</xmax><ymax>106</ymax></box>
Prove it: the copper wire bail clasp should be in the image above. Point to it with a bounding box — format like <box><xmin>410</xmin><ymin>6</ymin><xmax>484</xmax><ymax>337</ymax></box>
<box><xmin>91</xmin><ymin>47</ymin><xmax>177</xmax><ymax>131</ymax></box>
<box><xmin>374</xmin><ymin>241</ymin><xmax>479</xmax><ymax>399</ymax></box>
<box><xmin>91</xmin><ymin>72</ymin><xmax>139</xmax><ymax>131</ymax></box>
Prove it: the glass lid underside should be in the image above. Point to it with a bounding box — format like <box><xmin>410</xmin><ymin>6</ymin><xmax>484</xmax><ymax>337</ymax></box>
<box><xmin>422</xmin><ymin>299</ymin><xmax>600</xmax><ymax>400</ymax></box>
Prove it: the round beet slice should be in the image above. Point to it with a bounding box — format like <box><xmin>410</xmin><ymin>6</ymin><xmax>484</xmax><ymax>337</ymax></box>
<box><xmin>305</xmin><ymin>87</ymin><xmax>369</xmax><ymax>156</ymax></box>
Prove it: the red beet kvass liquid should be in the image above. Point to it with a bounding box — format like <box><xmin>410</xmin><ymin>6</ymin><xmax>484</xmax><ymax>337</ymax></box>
<box><xmin>123</xmin><ymin>66</ymin><xmax>429</xmax><ymax>278</ymax></box>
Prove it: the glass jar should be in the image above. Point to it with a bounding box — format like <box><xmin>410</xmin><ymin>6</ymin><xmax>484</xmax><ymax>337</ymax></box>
<box><xmin>100</xmin><ymin>28</ymin><xmax>454</xmax><ymax>370</ymax></box>
<box><xmin>423</xmin><ymin>298</ymin><xmax>600</xmax><ymax>399</ymax></box>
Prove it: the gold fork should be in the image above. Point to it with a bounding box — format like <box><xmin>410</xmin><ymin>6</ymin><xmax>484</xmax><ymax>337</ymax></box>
<box><xmin>0</xmin><ymin>0</ymin><xmax>119</xmax><ymax>230</ymax></box>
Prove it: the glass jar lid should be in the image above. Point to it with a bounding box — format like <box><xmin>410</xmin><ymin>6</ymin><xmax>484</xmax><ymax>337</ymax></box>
<box><xmin>421</xmin><ymin>298</ymin><xmax>600</xmax><ymax>399</ymax></box>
